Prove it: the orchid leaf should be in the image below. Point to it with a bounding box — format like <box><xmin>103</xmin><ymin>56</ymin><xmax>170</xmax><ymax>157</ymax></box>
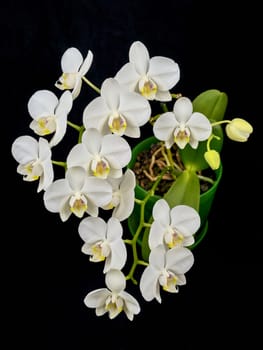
<box><xmin>163</xmin><ymin>169</ymin><xmax>200</xmax><ymax>211</ymax></box>
<box><xmin>192</xmin><ymin>89</ymin><xmax>228</xmax><ymax>122</ymax></box>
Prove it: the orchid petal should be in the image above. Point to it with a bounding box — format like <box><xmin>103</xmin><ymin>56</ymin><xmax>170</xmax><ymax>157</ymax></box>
<box><xmin>28</xmin><ymin>90</ymin><xmax>58</xmax><ymax>118</ymax></box>
<box><xmin>148</xmin><ymin>221</ymin><xmax>167</xmax><ymax>249</ymax></box>
<box><xmin>11</xmin><ymin>135</ymin><xmax>38</xmax><ymax>164</ymax></box>
<box><xmin>104</xmin><ymin>239</ymin><xmax>127</xmax><ymax>272</ymax></box>
<box><xmin>149</xmin><ymin>56</ymin><xmax>180</xmax><ymax>90</ymax></box>
<box><xmin>129</xmin><ymin>41</ymin><xmax>150</xmax><ymax>75</ymax></box>
<box><xmin>43</xmin><ymin>179</ymin><xmax>72</xmax><ymax>212</ymax></box>
<box><xmin>119</xmin><ymin>91</ymin><xmax>151</xmax><ymax>127</ymax></box>
<box><xmin>84</xmin><ymin>177</ymin><xmax>112</xmax><ymax>207</ymax></box>
<box><xmin>170</xmin><ymin>205</ymin><xmax>200</xmax><ymax>236</ymax></box>
<box><xmin>140</xmin><ymin>265</ymin><xmax>161</xmax><ymax>302</ymax></box>
<box><xmin>115</xmin><ymin>62</ymin><xmax>140</xmax><ymax>91</ymax></box>
<box><xmin>101</xmin><ymin>134</ymin><xmax>131</xmax><ymax>169</ymax></box>
<box><xmin>83</xmin><ymin>96</ymin><xmax>109</xmax><ymax>132</ymax></box>
<box><xmin>166</xmin><ymin>247</ymin><xmax>194</xmax><ymax>274</ymax></box>
<box><xmin>61</xmin><ymin>47</ymin><xmax>83</xmax><ymax>73</ymax></box>
<box><xmin>152</xmin><ymin>198</ymin><xmax>170</xmax><ymax>224</ymax></box>
<box><xmin>78</xmin><ymin>216</ymin><xmax>107</xmax><ymax>243</ymax></box>
<box><xmin>66</xmin><ymin>166</ymin><xmax>87</xmax><ymax>191</ymax></box>
<box><xmin>187</xmin><ymin>112</ymin><xmax>212</xmax><ymax>140</ymax></box>
<box><xmin>79</xmin><ymin>50</ymin><xmax>93</xmax><ymax>76</ymax></box>
<box><xmin>101</xmin><ymin>78</ymin><xmax>120</xmax><ymax>111</ymax></box>
<box><xmin>105</xmin><ymin>269</ymin><xmax>126</xmax><ymax>293</ymax></box>
<box><xmin>84</xmin><ymin>289</ymin><xmax>110</xmax><ymax>308</ymax></box>
<box><xmin>173</xmin><ymin>97</ymin><xmax>193</xmax><ymax>123</ymax></box>
<box><xmin>66</xmin><ymin>143</ymin><xmax>92</xmax><ymax>170</ymax></box>
<box><xmin>153</xmin><ymin>112</ymin><xmax>177</xmax><ymax>142</ymax></box>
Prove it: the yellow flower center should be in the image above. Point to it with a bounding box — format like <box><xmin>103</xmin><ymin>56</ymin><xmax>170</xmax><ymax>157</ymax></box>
<box><xmin>90</xmin><ymin>241</ymin><xmax>110</xmax><ymax>262</ymax></box>
<box><xmin>165</xmin><ymin>227</ymin><xmax>184</xmax><ymax>248</ymax></box>
<box><xmin>19</xmin><ymin>160</ymin><xmax>42</xmax><ymax>181</ymax></box>
<box><xmin>55</xmin><ymin>72</ymin><xmax>78</xmax><ymax>90</ymax></box>
<box><xmin>91</xmin><ymin>157</ymin><xmax>110</xmax><ymax>179</ymax></box>
<box><xmin>69</xmin><ymin>193</ymin><xmax>88</xmax><ymax>218</ymax></box>
<box><xmin>35</xmin><ymin>116</ymin><xmax>56</xmax><ymax>135</ymax></box>
<box><xmin>105</xmin><ymin>294</ymin><xmax>124</xmax><ymax>319</ymax></box>
<box><xmin>174</xmin><ymin>126</ymin><xmax>190</xmax><ymax>148</ymax></box>
<box><xmin>139</xmin><ymin>77</ymin><xmax>157</xmax><ymax>100</ymax></box>
<box><xmin>108</xmin><ymin>113</ymin><xmax>127</xmax><ymax>135</ymax></box>
<box><xmin>159</xmin><ymin>269</ymin><xmax>179</xmax><ymax>293</ymax></box>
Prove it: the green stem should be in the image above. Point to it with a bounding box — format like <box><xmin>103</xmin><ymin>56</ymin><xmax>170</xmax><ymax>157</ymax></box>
<box><xmin>206</xmin><ymin>133</ymin><xmax>221</xmax><ymax>151</ymax></box>
<box><xmin>82</xmin><ymin>76</ymin><xmax>101</xmax><ymax>94</ymax></box>
<box><xmin>52</xmin><ymin>160</ymin><xmax>67</xmax><ymax>170</ymax></box>
<box><xmin>149</xmin><ymin>114</ymin><xmax>160</xmax><ymax>125</ymax></box>
<box><xmin>211</xmin><ymin>120</ymin><xmax>231</xmax><ymax>127</ymax></box>
<box><xmin>171</xmin><ymin>93</ymin><xmax>182</xmax><ymax>99</ymax></box>
<box><xmin>125</xmin><ymin>168</ymin><xmax>168</xmax><ymax>283</ymax></box>
<box><xmin>78</xmin><ymin>125</ymin><xmax>85</xmax><ymax>143</ymax></box>
<box><xmin>160</xmin><ymin>103</ymin><xmax>168</xmax><ymax>112</ymax></box>
<box><xmin>67</xmin><ymin>120</ymin><xmax>82</xmax><ymax>132</ymax></box>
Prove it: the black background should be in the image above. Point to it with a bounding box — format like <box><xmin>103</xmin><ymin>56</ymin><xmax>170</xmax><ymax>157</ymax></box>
<box><xmin>3</xmin><ymin>0</ymin><xmax>262</xmax><ymax>348</ymax></box>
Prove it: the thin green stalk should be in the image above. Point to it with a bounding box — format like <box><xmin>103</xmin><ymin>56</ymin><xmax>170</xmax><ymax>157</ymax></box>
<box><xmin>211</xmin><ymin>120</ymin><xmax>231</xmax><ymax>127</ymax></box>
<box><xmin>125</xmin><ymin>168</ymin><xmax>168</xmax><ymax>283</ymax></box>
<box><xmin>67</xmin><ymin>120</ymin><xmax>82</xmax><ymax>132</ymax></box>
<box><xmin>82</xmin><ymin>76</ymin><xmax>101</xmax><ymax>94</ymax></box>
<box><xmin>52</xmin><ymin>160</ymin><xmax>67</xmax><ymax>170</ymax></box>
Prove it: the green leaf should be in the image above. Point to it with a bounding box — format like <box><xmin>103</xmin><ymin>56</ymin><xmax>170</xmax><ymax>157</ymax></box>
<box><xmin>192</xmin><ymin>89</ymin><xmax>228</xmax><ymax>122</ymax></box>
<box><xmin>179</xmin><ymin>123</ymin><xmax>224</xmax><ymax>171</ymax></box>
<box><xmin>163</xmin><ymin>169</ymin><xmax>200</xmax><ymax>211</ymax></box>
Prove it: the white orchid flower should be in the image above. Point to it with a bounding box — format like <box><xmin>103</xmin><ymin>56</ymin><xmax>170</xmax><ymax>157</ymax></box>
<box><xmin>67</xmin><ymin>128</ymin><xmax>131</xmax><ymax>179</ymax></box>
<box><xmin>43</xmin><ymin>166</ymin><xmax>112</xmax><ymax>221</ymax></box>
<box><xmin>115</xmin><ymin>41</ymin><xmax>180</xmax><ymax>101</ymax></box>
<box><xmin>11</xmin><ymin>135</ymin><xmax>54</xmax><ymax>192</ymax></box>
<box><xmin>153</xmin><ymin>96</ymin><xmax>212</xmax><ymax>149</ymax></box>
<box><xmin>149</xmin><ymin>199</ymin><xmax>200</xmax><ymax>250</ymax></box>
<box><xmin>102</xmin><ymin>169</ymin><xmax>136</xmax><ymax>221</ymax></box>
<box><xmin>55</xmin><ymin>47</ymin><xmax>93</xmax><ymax>99</ymax></box>
<box><xmin>140</xmin><ymin>245</ymin><xmax>194</xmax><ymax>303</ymax></box>
<box><xmin>83</xmin><ymin>77</ymin><xmax>151</xmax><ymax>137</ymax></box>
<box><xmin>28</xmin><ymin>90</ymin><xmax>73</xmax><ymax>147</ymax></box>
<box><xmin>78</xmin><ymin>217</ymin><xmax>127</xmax><ymax>273</ymax></box>
<box><xmin>84</xmin><ymin>269</ymin><xmax>140</xmax><ymax>320</ymax></box>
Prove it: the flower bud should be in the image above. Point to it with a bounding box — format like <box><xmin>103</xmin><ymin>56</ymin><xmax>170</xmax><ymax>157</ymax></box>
<box><xmin>204</xmin><ymin>150</ymin><xmax>221</xmax><ymax>170</ymax></box>
<box><xmin>225</xmin><ymin>118</ymin><xmax>253</xmax><ymax>142</ymax></box>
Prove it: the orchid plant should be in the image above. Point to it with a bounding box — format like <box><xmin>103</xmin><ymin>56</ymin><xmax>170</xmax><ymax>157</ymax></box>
<box><xmin>11</xmin><ymin>41</ymin><xmax>253</xmax><ymax>321</ymax></box>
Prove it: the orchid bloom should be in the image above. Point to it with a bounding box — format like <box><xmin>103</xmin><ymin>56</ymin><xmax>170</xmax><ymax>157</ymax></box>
<box><xmin>225</xmin><ymin>118</ymin><xmax>253</xmax><ymax>142</ymax></box>
<box><xmin>11</xmin><ymin>135</ymin><xmax>54</xmax><ymax>192</ymax></box>
<box><xmin>78</xmin><ymin>217</ymin><xmax>127</xmax><ymax>273</ymax></box>
<box><xmin>148</xmin><ymin>199</ymin><xmax>200</xmax><ymax>250</ymax></box>
<box><xmin>55</xmin><ymin>47</ymin><xmax>93</xmax><ymax>99</ymax></box>
<box><xmin>28</xmin><ymin>90</ymin><xmax>73</xmax><ymax>147</ymax></box>
<box><xmin>66</xmin><ymin>128</ymin><xmax>131</xmax><ymax>179</ymax></box>
<box><xmin>140</xmin><ymin>245</ymin><xmax>194</xmax><ymax>303</ymax></box>
<box><xmin>115</xmin><ymin>41</ymin><xmax>180</xmax><ymax>101</ymax></box>
<box><xmin>43</xmin><ymin>166</ymin><xmax>112</xmax><ymax>221</ymax></box>
<box><xmin>84</xmin><ymin>269</ymin><xmax>140</xmax><ymax>320</ymax></box>
<box><xmin>101</xmin><ymin>169</ymin><xmax>136</xmax><ymax>221</ymax></box>
<box><xmin>153</xmin><ymin>96</ymin><xmax>212</xmax><ymax>149</ymax></box>
<box><xmin>83</xmin><ymin>77</ymin><xmax>151</xmax><ymax>137</ymax></box>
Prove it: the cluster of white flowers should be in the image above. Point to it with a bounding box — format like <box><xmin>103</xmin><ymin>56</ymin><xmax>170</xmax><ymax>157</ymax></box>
<box><xmin>11</xmin><ymin>41</ymin><xmax>253</xmax><ymax>320</ymax></box>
